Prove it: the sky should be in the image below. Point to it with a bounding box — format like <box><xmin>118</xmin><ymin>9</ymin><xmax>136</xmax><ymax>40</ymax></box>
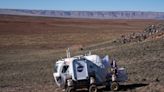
<box><xmin>0</xmin><ymin>0</ymin><xmax>164</xmax><ymax>12</ymax></box>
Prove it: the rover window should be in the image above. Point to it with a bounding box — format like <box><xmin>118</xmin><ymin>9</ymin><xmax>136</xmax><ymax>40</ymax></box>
<box><xmin>62</xmin><ymin>65</ymin><xmax>69</xmax><ymax>73</ymax></box>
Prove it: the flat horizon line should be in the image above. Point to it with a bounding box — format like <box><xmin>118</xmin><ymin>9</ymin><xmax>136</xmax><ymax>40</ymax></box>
<box><xmin>1</xmin><ymin>8</ymin><xmax>164</xmax><ymax>13</ymax></box>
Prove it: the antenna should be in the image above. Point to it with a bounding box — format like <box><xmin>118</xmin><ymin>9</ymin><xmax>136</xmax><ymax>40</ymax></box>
<box><xmin>88</xmin><ymin>51</ymin><xmax>91</xmax><ymax>55</ymax></box>
<box><xmin>66</xmin><ymin>48</ymin><xmax>71</xmax><ymax>58</ymax></box>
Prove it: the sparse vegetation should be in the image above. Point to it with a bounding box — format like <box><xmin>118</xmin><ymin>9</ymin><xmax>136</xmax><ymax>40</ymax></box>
<box><xmin>0</xmin><ymin>15</ymin><xmax>164</xmax><ymax>92</ymax></box>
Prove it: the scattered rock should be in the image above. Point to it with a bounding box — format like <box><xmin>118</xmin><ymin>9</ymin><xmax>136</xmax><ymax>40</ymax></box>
<box><xmin>155</xmin><ymin>78</ymin><xmax>160</xmax><ymax>82</ymax></box>
<box><xmin>142</xmin><ymin>78</ymin><xmax>146</xmax><ymax>81</ymax></box>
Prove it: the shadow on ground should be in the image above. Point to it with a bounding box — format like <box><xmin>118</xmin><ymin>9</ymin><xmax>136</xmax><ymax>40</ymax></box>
<box><xmin>100</xmin><ymin>83</ymin><xmax>149</xmax><ymax>92</ymax></box>
<box><xmin>77</xmin><ymin>83</ymin><xmax>148</xmax><ymax>92</ymax></box>
<box><xmin>118</xmin><ymin>83</ymin><xmax>149</xmax><ymax>91</ymax></box>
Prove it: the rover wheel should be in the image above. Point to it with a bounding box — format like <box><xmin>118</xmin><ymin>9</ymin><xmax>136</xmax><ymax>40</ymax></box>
<box><xmin>110</xmin><ymin>82</ymin><xmax>119</xmax><ymax>91</ymax></box>
<box><xmin>66</xmin><ymin>87</ymin><xmax>75</xmax><ymax>92</ymax></box>
<box><xmin>89</xmin><ymin>84</ymin><xmax>97</xmax><ymax>92</ymax></box>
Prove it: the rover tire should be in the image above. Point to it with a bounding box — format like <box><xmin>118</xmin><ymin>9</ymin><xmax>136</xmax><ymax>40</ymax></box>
<box><xmin>89</xmin><ymin>84</ymin><xmax>97</xmax><ymax>92</ymax></box>
<box><xmin>110</xmin><ymin>82</ymin><xmax>119</xmax><ymax>91</ymax></box>
<box><xmin>66</xmin><ymin>87</ymin><xmax>75</xmax><ymax>92</ymax></box>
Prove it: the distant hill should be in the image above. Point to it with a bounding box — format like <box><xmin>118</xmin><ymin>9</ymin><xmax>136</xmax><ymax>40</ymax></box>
<box><xmin>0</xmin><ymin>9</ymin><xmax>164</xmax><ymax>19</ymax></box>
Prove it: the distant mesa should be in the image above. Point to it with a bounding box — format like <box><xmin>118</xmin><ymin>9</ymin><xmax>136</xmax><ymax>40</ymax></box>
<box><xmin>0</xmin><ymin>9</ymin><xmax>164</xmax><ymax>19</ymax></box>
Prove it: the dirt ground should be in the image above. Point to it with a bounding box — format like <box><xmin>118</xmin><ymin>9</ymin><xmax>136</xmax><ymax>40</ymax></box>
<box><xmin>0</xmin><ymin>15</ymin><xmax>164</xmax><ymax>92</ymax></box>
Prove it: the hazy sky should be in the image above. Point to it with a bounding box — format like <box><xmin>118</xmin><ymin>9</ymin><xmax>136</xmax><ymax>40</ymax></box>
<box><xmin>0</xmin><ymin>0</ymin><xmax>164</xmax><ymax>12</ymax></box>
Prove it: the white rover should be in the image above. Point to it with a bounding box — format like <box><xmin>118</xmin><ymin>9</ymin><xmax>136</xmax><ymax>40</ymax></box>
<box><xmin>53</xmin><ymin>49</ymin><xmax>127</xmax><ymax>92</ymax></box>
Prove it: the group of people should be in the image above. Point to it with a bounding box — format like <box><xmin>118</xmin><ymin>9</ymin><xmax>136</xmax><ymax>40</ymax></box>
<box><xmin>119</xmin><ymin>24</ymin><xmax>164</xmax><ymax>44</ymax></box>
